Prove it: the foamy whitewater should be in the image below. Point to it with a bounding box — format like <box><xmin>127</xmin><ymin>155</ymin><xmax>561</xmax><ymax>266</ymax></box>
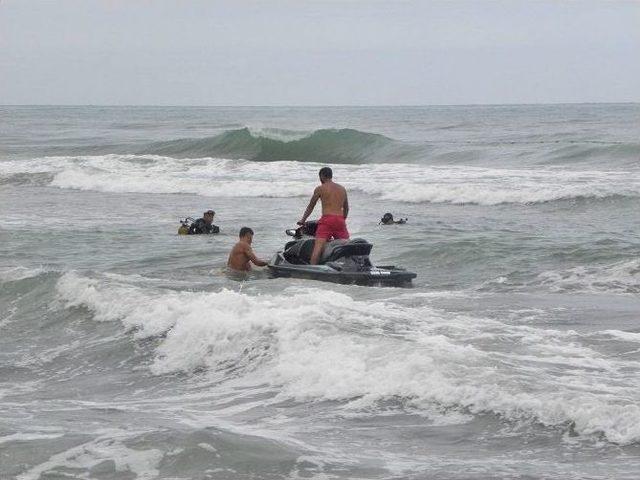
<box><xmin>1</xmin><ymin>104</ymin><xmax>640</xmax><ymax>479</ymax></box>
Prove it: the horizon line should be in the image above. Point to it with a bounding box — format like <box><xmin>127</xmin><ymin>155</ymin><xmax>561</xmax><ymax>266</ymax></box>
<box><xmin>1</xmin><ymin>101</ymin><xmax>638</xmax><ymax>108</ymax></box>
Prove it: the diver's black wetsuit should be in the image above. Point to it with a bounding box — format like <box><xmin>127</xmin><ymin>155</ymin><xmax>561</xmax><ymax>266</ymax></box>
<box><xmin>380</xmin><ymin>213</ymin><xmax>407</xmax><ymax>225</ymax></box>
<box><xmin>188</xmin><ymin>218</ymin><xmax>220</xmax><ymax>234</ymax></box>
<box><xmin>381</xmin><ymin>218</ymin><xmax>406</xmax><ymax>225</ymax></box>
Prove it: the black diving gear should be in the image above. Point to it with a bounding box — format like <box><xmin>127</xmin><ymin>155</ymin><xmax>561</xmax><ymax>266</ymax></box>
<box><xmin>178</xmin><ymin>217</ymin><xmax>194</xmax><ymax>235</ymax></box>
<box><xmin>188</xmin><ymin>217</ymin><xmax>220</xmax><ymax>235</ymax></box>
<box><xmin>380</xmin><ymin>213</ymin><xmax>407</xmax><ymax>225</ymax></box>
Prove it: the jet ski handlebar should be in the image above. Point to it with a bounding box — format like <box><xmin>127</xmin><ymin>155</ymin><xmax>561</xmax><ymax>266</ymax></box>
<box><xmin>286</xmin><ymin>221</ymin><xmax>319</xmax><ymax>238</ymax></box>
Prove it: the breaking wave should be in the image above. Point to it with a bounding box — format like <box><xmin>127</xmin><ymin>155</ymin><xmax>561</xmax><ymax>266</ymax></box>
<box><xmin>536</xmin><ymin>259</ymin><xmax>640</xmax><ymax>294</ymax></box>
<box><xmin>2</xmin><ymin>154</ymin><xmax>640</xmax><ymax>205</ymax></box>
<box><xmin>3</xmin><ymin>122</ymin><xmax>640</xmax><ymax>168</ymax></box>
<box><xmin>136</xmin><ymin>127</ymin><xmax>640</xmax><ymax>167</ymax></box>
<box><xmin>54</xmin><ymin>272</ymin><xmax>640</xmax><ymax>445</ymax></box>
<box><xmin>138</xmin><ymin>127</ymin><xmax>421</xmax><ymax>164</ymax></box>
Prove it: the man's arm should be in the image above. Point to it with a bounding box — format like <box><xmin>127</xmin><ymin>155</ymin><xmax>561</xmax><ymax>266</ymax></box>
<box><xmin>343</xmin><ymin>191</ymin><xmax>349</xmax><ymax>219</ymax></box>
<box><xmin>247</xmin><ymin>246</ymin><xmax>268</xmax><ymax>267</ymax></box>
<box><xmin>298</xmin><ymin>187</ymin><xmax>321</xmax><ymax>224</ymax></box>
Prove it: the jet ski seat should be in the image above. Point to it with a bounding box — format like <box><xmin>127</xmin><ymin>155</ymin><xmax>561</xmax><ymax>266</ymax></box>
<box><xmin>283</xmin><ymin>239</ymin><xmax>315</xmax><ymax>264</ymax></box>
<box><xmin>319</xmin><ymin>239</ymin><xmax>348</xmax><ymax>263</ymax></box>
<box><xmin>283</xmin><ymin>238</ymin><xmax>373</xmax><ymax>265</ymax></box>
<box><xmin>320</xmin><ymin>238</ymin><xmax>372</xmax><ymax>263</ymax></box>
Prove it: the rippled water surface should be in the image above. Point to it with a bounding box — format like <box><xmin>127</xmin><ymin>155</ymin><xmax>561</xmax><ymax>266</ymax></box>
<box><xmin>1</xmin><ymin>104</ymin><xmax>640</xmax><ymax>479</ymax></box>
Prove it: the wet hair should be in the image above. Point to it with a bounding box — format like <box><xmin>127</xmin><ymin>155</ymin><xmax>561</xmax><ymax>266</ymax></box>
<box><xmin>239</xmin><ymin>227</ymin><xmax>254</xmax><ymax>238</ymax></box>
<box><xmin>204</xmin><ymin>210</ymin><xmax>215</xmax><ymax>216</ymax></box>
<box><xmin>382</xmin><ymin>213</ymin><xmax>394</xmax><ymax>223</ymax></box>
<box><xmin>319</xmin><ymin>167</ymin><xmax>333</xmax><ymax>179</ymax></box>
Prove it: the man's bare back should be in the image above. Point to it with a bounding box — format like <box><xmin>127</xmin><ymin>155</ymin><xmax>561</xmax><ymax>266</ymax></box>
<box><xmin>298</xmin><ymin>172</ymin><xmax>349</xmax><ymax>226</ymax></box>
<box><xmin>226</xmin><ymin>228</ymin><xmax>267</xmax><ymax>272</ymax></box>
<box><xmin>315</xmin><ymin>181</ymin><xmax>348</xmax><ymax>217</ymax></box>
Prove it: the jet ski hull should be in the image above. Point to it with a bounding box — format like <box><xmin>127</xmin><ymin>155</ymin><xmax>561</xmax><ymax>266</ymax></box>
<box><xmin>268</xmin><ymin>253</ymin><xmax>416</xmax><ymax>286</ymax></box>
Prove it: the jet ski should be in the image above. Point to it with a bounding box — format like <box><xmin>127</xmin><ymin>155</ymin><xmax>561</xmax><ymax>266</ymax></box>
<box><xmin>268</xmin><ymin>221</ymin><xmax>417</xmax><ymax>286</ymax></box>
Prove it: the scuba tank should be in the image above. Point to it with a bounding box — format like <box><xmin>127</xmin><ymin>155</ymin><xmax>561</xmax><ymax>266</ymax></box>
<box><xmin>178</xmin><ymin>217</ymin><xmax>194</xmax><ymax>235</ymax></box>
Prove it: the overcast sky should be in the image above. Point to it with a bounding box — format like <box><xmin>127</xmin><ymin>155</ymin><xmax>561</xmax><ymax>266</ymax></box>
<box><xmin>1</xmin><ymin>0</ymin><xmax>638</xmax><ymax>105</ymax></box>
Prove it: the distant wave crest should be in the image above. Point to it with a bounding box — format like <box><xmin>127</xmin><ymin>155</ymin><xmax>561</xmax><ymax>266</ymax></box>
<box><xmin>138</xmin><ymin>127</ymin><xmax>419</xmax><ymax>164</ymax></box>
<box><xmin>135</xmin><ymin>126</ymin><xmax>640</xmax><ymax>167</ymax></box>
<box><xmin>2</xmin><ymin>154</ymin><xmax>640</xmax><ymax>205</ymax></box>
<box><xmin>4</xmin><ymin>123</ymin><xmax>640</xmax><ymax>167</ymax></box>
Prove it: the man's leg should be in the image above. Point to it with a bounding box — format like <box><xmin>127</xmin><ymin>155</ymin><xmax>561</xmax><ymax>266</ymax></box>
<box><xmin>310</xmin><ymin>238</ymin><xmax>327</xmax><ymax>265</ymax></box>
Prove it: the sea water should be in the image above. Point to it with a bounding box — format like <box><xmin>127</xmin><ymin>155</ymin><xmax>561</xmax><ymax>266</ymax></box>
<box><xmin>1</xmin><ymin>104</ymin><xmax>640</xmax><ymax>479</ymax></box>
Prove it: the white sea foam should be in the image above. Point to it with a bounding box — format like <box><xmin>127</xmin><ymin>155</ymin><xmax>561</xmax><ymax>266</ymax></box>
<box><xmin>536</xmin><ymin>259</ymin><xmax>640</xmax><ymax>294</ymax></box>
<box><xmin>17</xmin><ymin>432</ymin><xmax>163</xmax><ymax>480</ymax></box>
<box><xmin>3</xmin><ymin>154</ymin><xmax>640</xmax><ymax>205</ymax></box>
<box><xmin>56</xmin><ymin>155</ymin><xmax>312</xmax><ymax>197</ymax></box>
<box><xmin>56</xmin><ymin>272</ymin><xmax>185</xmax><ymax>337</ymax></box>
<box><xmin>0</xmin><ymin>266</ymin><xmax>48</xmax><ymax>283</ymax></box>
<box><xmin>0</xmin><ymin>431</ymin><xmax>64</xmax><ymax>445</ymax></box>
<box><xmin>600</xmin><ymin>330</ymin><xmax>640</xmax><ymax>342</ymax></box>
<box><xmin>55</xmin><ymin>272</ymin><xmax>640</xmax><ymax>445</ymax></box>
<box><xmin>354</xmin><ymin>164</ymin><xmax>640</xmax><ymax>205</ymax></box>
<box><xmin>247</xmin><ymin>126</ymin><xmax>311</xmax><ymax>141</ymax></box>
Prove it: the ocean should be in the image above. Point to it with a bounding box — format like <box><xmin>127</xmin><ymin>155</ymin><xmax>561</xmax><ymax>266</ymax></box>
<box><xmin>1</xmin><ymin>104</ymin><xmax>640</xmax><ymax>479</ymax></box>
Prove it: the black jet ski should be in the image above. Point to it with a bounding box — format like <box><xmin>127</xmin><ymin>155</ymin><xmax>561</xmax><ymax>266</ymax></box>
<box><xmin>268</xmin><ymin>221</ymin><xmax>417</xmax><ymax>286</ymax></box>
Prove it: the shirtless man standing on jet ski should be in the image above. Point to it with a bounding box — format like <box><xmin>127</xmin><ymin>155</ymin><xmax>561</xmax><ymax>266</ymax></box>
<box><xmin>298</xmin><ymin>167</ymin><xmax>350</xmax><ymax>265</ymax></box>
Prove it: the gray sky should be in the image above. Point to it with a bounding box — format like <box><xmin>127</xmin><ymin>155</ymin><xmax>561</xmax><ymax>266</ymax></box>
<box><xmin>1</xmin><ymin>0</ymin><xmax>638</xmax><ymax>105</ymax></box>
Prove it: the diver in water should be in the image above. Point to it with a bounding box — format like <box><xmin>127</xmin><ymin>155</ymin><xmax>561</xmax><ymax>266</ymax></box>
<box><xmin>379</xmin><ymin>213</ymin><xmax>407</xmax><ymax>225</ymax></box>
<box><xmin>227</xmin><ymin>227</ymin><xmax>268</xmax><ymax>272</ymax></box>
<box><xmin>188</xmin><ymin>210</ymin><xmax>220</xmax><ymax>234</ymax></box>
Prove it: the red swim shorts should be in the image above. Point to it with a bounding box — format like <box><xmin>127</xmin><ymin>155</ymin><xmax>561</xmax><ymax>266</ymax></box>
<box><xmin>316</xmin><ymin>215</ymin><xmax>350</xmax><ymax>240</ymax></box>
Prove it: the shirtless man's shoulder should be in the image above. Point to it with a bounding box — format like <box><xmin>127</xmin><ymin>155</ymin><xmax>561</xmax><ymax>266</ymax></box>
<box><xmin>318</xmin><ymin>180</ymin><xmax>345</xmax><ymax>191</ymax></box>
<box><xmin>227</xmin><ymin>231</ymin><xmax>268</xmax><ymax>272</ymax></box>
<box><xmin>233</xmin><ymin>241</ymin><xmax>248</xmax><ymax>253</ymax></box>
<box><xmin>317</xmin><ymin>182</ymin><xmax>346</xmax><ymax>199</ymax></box>
<box><xmin>227</xmin><ymin>241</ymin><xmax>248</xmax><ymax>271</ymax></box>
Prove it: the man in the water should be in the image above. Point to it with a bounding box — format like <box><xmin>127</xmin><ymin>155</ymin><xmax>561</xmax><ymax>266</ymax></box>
<box><xmin>227</xmin><ymin>227</ymin><xmax>268</xmax><ymax>272</ymax></box>
<box><xmin>380</xmin><ymin>213</ymin><xmax>407</xmax><ymax>225</ymax></box>
<box><xmin>298</xmin><ymin>166</ymin><xmax>349</xmax><ymax>265</ymax></box>
<box><xmin>189</xmin><ymin>210</ymin><xmax>220</xmax><ymax>234</ymax></box>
